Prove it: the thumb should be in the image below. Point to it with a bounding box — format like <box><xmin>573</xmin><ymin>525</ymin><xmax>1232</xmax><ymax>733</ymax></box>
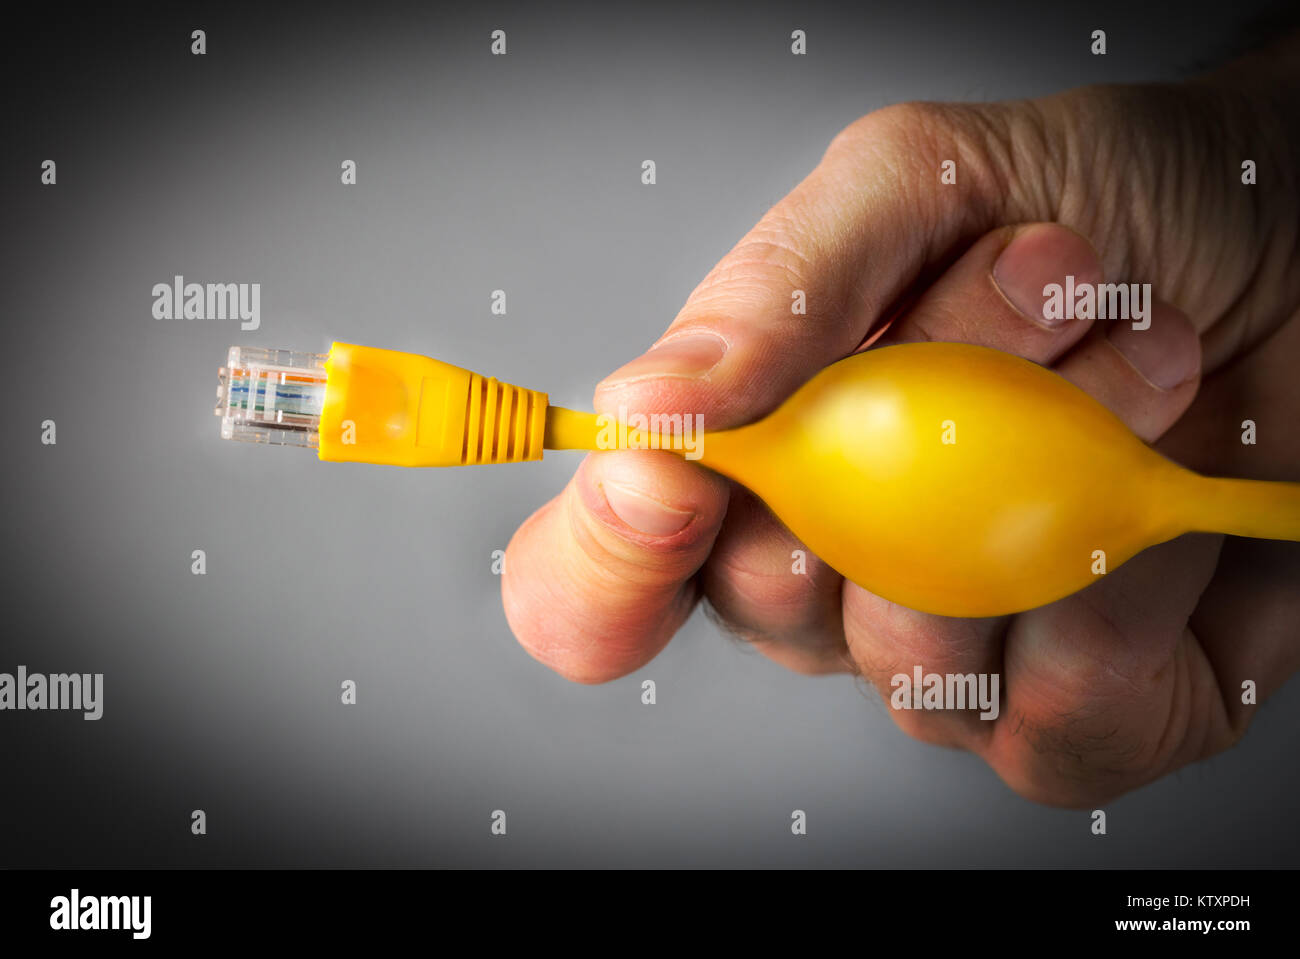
<box><xmin>502</xmin><ymin>449</ymin><xmax>729</xmax><ymax>683</ymax></box>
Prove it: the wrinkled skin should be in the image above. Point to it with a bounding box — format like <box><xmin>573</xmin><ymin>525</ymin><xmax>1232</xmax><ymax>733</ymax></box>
<box><xmin>502</xmin><ymin>37</ymin><xmax>1300</xmax><ymax>806</ymax></box>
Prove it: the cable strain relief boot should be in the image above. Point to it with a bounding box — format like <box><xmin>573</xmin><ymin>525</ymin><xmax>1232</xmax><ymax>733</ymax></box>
<box><xmin>462</xmin><ymin>372</ymin><xmax>549</xmax><ymax>465</ymax></box>
<box><xmin>318</xmin><ymin>341</ymin><xmax>548</xmax><ymax>467</ymax></box>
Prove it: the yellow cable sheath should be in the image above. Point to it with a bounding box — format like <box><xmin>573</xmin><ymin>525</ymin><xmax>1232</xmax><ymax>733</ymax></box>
<box><xmin>1175</xmin><ymin>474</ymin><xmax>1300</xmax><ymax>541</ymax></box>
<box><xmin>543</xmin><ymin>406</ymin><xmax>603</xmax><ymax>451</ymax></box>
<box><xmin>316</xmin><ymin>339</ymin><xmax>1300</xmax><ymax>617</ymax></box>
<box><xmin>542</xmin><ymin>405</ymin><xmax>694</xmax><ymax>454</ymax></box>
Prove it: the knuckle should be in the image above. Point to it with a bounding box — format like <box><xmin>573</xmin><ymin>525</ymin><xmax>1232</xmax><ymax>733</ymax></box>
<box><xmin>828</xmin><ymin>101</ymin><xmax>943</xmax><ymax>154</ymax></box>
<box><xmin>826</xmin><ymin>99</ymin><xmax>1034</xmax><ymax>229</ymax></box>
<box><xmin>829</xmin><ymin>101</ymin><xmax>966</xmax><ymax>167</ymax></box>
<box><xmin>991</xmin><ymin>704</ymin><xmax>1152</xmax><ymax>807</ymax></box>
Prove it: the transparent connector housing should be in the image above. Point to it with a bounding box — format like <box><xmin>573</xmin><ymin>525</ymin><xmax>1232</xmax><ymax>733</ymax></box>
<box><xmin>215</xmin><ymin>346</ymin><xmax>327</xmax><ymax>448</ymax></box>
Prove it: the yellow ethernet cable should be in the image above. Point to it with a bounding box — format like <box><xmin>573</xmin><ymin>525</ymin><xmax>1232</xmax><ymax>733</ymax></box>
<box><xmin>215</xmin><ymin>341</ymin><xmax>1300</xmax><ymax>617</ymax></box>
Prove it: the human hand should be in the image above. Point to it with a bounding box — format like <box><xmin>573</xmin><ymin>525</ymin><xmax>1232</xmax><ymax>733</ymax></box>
<box><xmin>501</xmin><ymin>36</ymin><xmax>1300</xmax><ymax>805</ymax></box>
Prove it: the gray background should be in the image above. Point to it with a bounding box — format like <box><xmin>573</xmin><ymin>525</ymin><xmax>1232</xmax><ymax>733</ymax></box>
<box><xmin>3</xmin><ymin>0</ymin><xmax>1296</xmax><ymax>867</ymax></box>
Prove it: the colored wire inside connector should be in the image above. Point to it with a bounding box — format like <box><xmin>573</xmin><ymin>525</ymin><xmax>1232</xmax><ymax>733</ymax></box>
<box><xmin>215</xmin><ymin>346</ymin><xmax>328</xmax><ymax>447</ymax></box>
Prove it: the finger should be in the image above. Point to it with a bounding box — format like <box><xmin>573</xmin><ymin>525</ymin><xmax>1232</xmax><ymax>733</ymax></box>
<box><xmin>1170</xmin><ymin>304</ymin><xmax>1300</xmax><ymax>734</ymax></box>
<box><xmin>699</xmin><ymin>486</ymin><xmax>851</xmax><ymax>676</ymax></box>
<box><xmin>843</xmin><ymin>587</ymin><xmax>1007</xmax><ymax>749</ymax></box>
<box><xmin>1192</xmin><ymin>536</ymin><xmax>1300</xmax><ymax>718</ymax></box>
<box><xmin>1054</xmin><ymin>301</ymin><xmax>1201</xmax><ymax>441</ymax></box>
<box><xmin>988</xmin><ymin>534</ymin><xmax>1223</xmax><ymax>806</ymax></box>
<box><xmin>841</xmin><ymin>222</ymin><xmax>1105</xmax><ymax>748</ymax></box>
<box><xmin>880</xmin><ymin>222</ymin><xmax>1102</xmax><ymax>363</ymax></box>
<box><xmin>502</xmin><ymin>449</ymin><xmax>729</xmax><ymax>683</ymax></box>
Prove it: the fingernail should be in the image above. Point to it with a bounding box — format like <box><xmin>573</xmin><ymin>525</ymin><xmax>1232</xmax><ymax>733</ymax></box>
<box><xmin>601</xmin><ymin>480</ymin><xmax>695</xmax><ymax>536</ymax></box>
<box><xmin>599</xmin><ymin>332</ymin><xmax>728</xmax><ymax>387</ymax></box>
<box><xmin>1107</xmin><ymin>303</ymin><xmax>1200</xmax><ymax>390</ymax></box>
<box><xmin>992</xmin><ymin>224</ymin><xmax>1103</xmax><ymax>329</ymax></box>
